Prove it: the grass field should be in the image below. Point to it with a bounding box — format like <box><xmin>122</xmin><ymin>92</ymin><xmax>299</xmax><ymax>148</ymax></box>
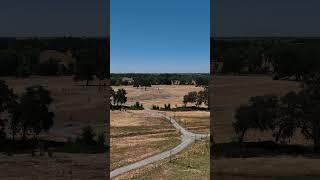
<box><xmin>212</xmin><ymin>75</ymin><xmax>301</xmax><ymax>143</ymax></box>
<box><xmin>111</xmin><ymin>110</ymin><xmax>181</xmax><ymax>170</ymax></box>
<box><xmin>0</xmin><ymin>76</ymin><xmax>107</xmax><ymax>179</ymax></box>
<box><xmin>167</xmin><ymin>111</ymin><xmax>210</xmax><ymax>134</ymax></box>
<box><xmin>211</xmin><ymin>75</ymin><xmax>320</xmax><ymax>178</ymax></box>
<box><xmin>115</xmin><ymin>139</ymin><xmax>209</xmax><ymax>180</ymax></box>
<box><xmin>111</xmin><ymin>84</ymin><xmax>210</xmax><ymax>178</ymax></box>
<box><xmin>112</xmin><ymin>85</ymin><xmax>203</xmax><ymax>108</ymax></box>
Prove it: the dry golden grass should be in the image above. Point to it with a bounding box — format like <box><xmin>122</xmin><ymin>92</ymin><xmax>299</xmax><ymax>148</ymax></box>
<box><xmin>112</xmin><ymin>85</ymin><xmax>203</xmax><ymax>108</ymax></box>
<box><xmin>212</xmin><ymin>75</ymin><xmax>301</xmax><ymax>143</ymax></box>
<box><xmin>3</xmin><ymin>76</ymin><xmax>107</xmax><ymax>141</ymax></box>
<box><xmin>0</xmin><ymin>76</ymin><xmax>107</xmax><ymax>179</ymax></box>
<box><xmin>211</xmin><ymin>75</ymin><xmax>320</xmax><ymax>178</ymax></box>
<box><xmin>0</xmin><ymin>152</ymin><xmax>106</xmax><ymax>179</ymax></box>
<box><xmin>111</xmin><ymin>110</ymin><xmax>181</xmax><ymax>170</ymax></box>
<box><xmin>213</xmin><ymin>156</ymin><xmax>320</xmax><ymax>178</ymax></box>
<box><xmin>166</xmin><ymin>111</ymin><xmax>210</xmax><ymax>134</ymax></box>
<box><xmin>111</xmin><ymin>85</ymin><xmax>209</xmax><ymax>171</ymax></box>
<box><xmin>115</xmin><ymin>139</ymin><xmax>209</xmax><ymax>180</ymax></box>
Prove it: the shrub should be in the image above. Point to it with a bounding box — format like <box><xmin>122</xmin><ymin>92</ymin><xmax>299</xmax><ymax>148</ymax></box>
<box><xmin>80</xmin><ymin>126</ymin><xmax>96</xmax><ymax>145</ymax></box>
<box><xmin>96</xmin><ymin>132</ymin><xmax>105</xmax><ymax>145</ymax></box>
<box><xmin>152</xmin><ymin>105</ymin><xmax>160</xmax><ymax>110</ymax></box>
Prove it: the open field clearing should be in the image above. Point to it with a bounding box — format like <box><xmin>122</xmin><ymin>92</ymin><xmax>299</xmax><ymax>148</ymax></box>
<box><xmin>115</xmin><ymin>139</ymin><xmax>209</xmax><ymax>180</ymax></box>
<box><xmin>112</xmin><ymin>85</ymin><xmax>203</xmax><ymax>108</ymax></box>
<box><xmin>111</xmin><ymin>84</ymin><xmax>210</xmax><ymax>177</ymax></box>
<box><xmin>0</xmin><ymin>153</ymin><xmax>106</xmax><ymax>180</ymax></box>
<box><xmin>213</xmin><ymin>156</ymin><xmax>320</xmax><ymax>179</ymax></box>
<box><xmin>166</xmin><ymin>111</ymin><xmax>210</xmax><ymax>134</ymax></box>
<box><xmin>212</xmin><ymin>75</ymin><xmax>301</xmax><ymax>143</ymax></box>
<box><xmin>212</xmin><ymin>75</ymin><xmax>320</xmax><ymax>178</ymax></box>
<box><xmin>0</xmin><ymin>76</ymin><xmax>107</xmax><ymax>179</ymax></box>
<box><xmin>4</xmin><ymin>76</ymin><xmax>107</xmax><ymax>141</ymax></box>
<box><xmin>111</xmin><ymin>110</ymin><xmax>181</xmax><ymax>170</ymax></box>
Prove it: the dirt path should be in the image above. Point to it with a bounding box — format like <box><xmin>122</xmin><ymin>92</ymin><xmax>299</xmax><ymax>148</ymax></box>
<box><xmin>110</xmin><ymin>108</ymin><xmax>209</xmax><ymax>178</ymax></box>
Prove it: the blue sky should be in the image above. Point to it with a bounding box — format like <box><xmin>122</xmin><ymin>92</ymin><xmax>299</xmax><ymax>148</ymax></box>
<box><xmin>0</xmin><ymin>0</ymin><xmax>107</xmax><ymax>37</ymax></box>
<box><xmin>110</xmin><ymin>0</ymin><xmax>210</xmax><ymax>73</ymax></box>
<box><xmin>213</xmin><ymin>0</ymin><xmax>320</xmax><ymax>37</ymax></box>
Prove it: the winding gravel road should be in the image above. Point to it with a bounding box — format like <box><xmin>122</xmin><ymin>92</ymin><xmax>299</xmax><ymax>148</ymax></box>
<box><xmin>110</xmin><ymin>109</ymin><xmax>209</xmax><ymax>178</ymax></box>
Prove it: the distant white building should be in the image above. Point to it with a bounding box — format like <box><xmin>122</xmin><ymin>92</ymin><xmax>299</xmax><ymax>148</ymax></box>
<box><xmin>39</xmin><ymin>50</ymin><xmax>76</xmax><ymax>74</ymax></box>
<box><xmin>122</xmin><ymin>77</ymin><xmax>134</xmax><ymax>84</ymax></box>
<box><xmin>171</xmin><ymin>80</ymin><xmax>180</xmax><ymax>85</ymax></box>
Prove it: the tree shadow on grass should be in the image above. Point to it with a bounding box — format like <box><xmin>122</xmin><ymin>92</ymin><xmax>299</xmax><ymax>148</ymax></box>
<box><xmin>0</xmin><ymin>139</ymin><xmax>108</xmax><ymax>155</ymax></box>
<box><xmin>214</xmin><ymin>141</ymin><xmax>320</xmax><ymax>158</ymax></box>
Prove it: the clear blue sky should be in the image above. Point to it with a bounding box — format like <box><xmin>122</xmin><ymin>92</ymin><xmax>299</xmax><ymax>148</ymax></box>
<box><xmin>213</xmin><ymin>0</ymin><xmax>320</xmax><ymax>37</ymax></box>
<box><xmin>111</xmin><ymin>0</ymin><xmax>210</xmax><ymax>73</ymax></box>
<box><xmin>0</xmin><ymin>0</ymin><xmax>107</xmax><ymax>37</ymax></box>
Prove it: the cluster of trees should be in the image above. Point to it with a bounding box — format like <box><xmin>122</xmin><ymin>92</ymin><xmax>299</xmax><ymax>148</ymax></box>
<box><xmin>111</xmin><ymin>73</ymin><xmax>209</xmax><ymax>86</ymax></box>
<box><xmin>110</xmin><ymin>88</ymin><xmax>127</xmax><ymax>108</ymax></box>
<box><xmin>75</xmin><ymin>126</ymin><xmax>105</xmax><ymax>146</ymax></box>
<box><xmin>0</xmin><ymin>38</ymin><xmax>109</xmax><ymax>81</ymax></box>
<box><xmin>215</xmin><ymin>38</ymin><xmax>320</xmax><ymax>79</ymax></box>
<box><xmin>133</xmin><ymin>77</ymin><xmax>152</xmax><ymax>90</ymax></box>
<box><xmin>233</xmin><ymin>73</ymin><xmax>320</xmax><ymax>151</ymax></box>
<box><xmin>152</xmin><ymin>104</ymin><xmax>174</xmax><ymax>110</ymax></box>
<box><xmin>110</xmin><ymin>88</ymin><xmax>144</xmax><ymax>110</ymax></box>
<box><xmin>183</xmin><ymin>87</ymin><xmax>209</xmax><ymax>107</ymax></box>
<box><xmin>0</xmin><ymin>80</ymin><xmax>54</xmax><ymax>143</ymax></box>
<box><xmin>131</xmin><ymin>102</ymin><xmax>144</xmax><ymax>110</ymax></box>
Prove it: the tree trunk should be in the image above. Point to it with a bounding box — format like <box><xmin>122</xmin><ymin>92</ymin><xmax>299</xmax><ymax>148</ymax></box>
<box><xmin>238</xmin><ymin>129</ymin><xmax>246</xmax><ymax>143</ymax></box>
<box><xmin>275</xmin><ymin>127</ymin><xmax>283</xmax><ymax>143</ymax></box>
<box><xmin>314</xmin><ymin>138</ymin><xmax>320</xmax><ymax>152</ymax></box>
<box><xmin>22</xmin><ymin>126</ymin><xmax>27</xmax><ymax>140</ymax></box>
<box><xmin>11</xmin><ymin>130</ymin><xmax>15</xmax><ymax>142</ymax></box>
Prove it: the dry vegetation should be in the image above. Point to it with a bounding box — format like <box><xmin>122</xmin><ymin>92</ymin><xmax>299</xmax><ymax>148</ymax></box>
<box><xmin>166</xmin><ymin>111</ymin><xmax>210</xmax><ymax>134</ymax></box>
<box><xmin>4</xmin><ymin>76</ymin><xmax>107</xmax><ymax>141</ymax></box>
<box><xmin>212</xmin><ymin>75</ymin><xmax>301</xmax><ymax>144</ymax></box>
<box><xmin>112</xmin><ymin>85</ymin><xmax>203</xmax><ymax>108</ymax></box>
<box><xmin>0</xmin><ymin>76</ymin><xmax>107</xmax><ymax>179</ymax></box>
<box><xmin>212</xmin><ymin>75</ymin><xmax>320</xmax><ymax>178</ymax></box>
<box><xmin>111</xmin><ymin>110</ymin><xmax>181</xmax><ymax>170</ymax></box>
<box><xmin>0</xmin><ymin>153</ymin><xmax>106</xmax><ymax>180</ymax></box>
<box><xmin>111</xmin><ymin>84</ymin><xmax>210</xmax><ymax>177</ymax></box>
<box><xmin>115</xmin><ymin>139</ymin><xmax>209</xmax><ymax>180</ymax></box>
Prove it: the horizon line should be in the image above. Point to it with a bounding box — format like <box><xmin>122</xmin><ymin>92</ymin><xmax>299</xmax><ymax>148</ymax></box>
<box><xmin>111</xmin><ymin>72</ymin><xmax>209</xmax><ymax>74</ymax></box>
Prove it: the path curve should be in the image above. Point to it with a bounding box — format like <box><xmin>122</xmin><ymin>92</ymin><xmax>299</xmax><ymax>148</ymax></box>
<box><xmin>110</xmin><ymin>108</ymin><xmax>209</xmax><ymax>178</ymax></box>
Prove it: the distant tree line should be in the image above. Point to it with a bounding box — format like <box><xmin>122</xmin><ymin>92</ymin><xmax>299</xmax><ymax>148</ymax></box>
<box><xmin>233</xmin><ymin>72</ymin><xmax>320</xmax><ymax>152</ymax></box>
<box><xmin>152</xmin><ymin>77</ymin><xmax>209</xmax><ymax>111</ymax></box>
<box><xmin>0</xmin><ymin>37</ymin><xmax>109</xmax><ymax>81</ymax></box>
<box><xmin>214</xmin><ymin>38</ymin><xmax>320</xmax><ymax>80</ymax></box>
<box><xmin>111</xmin><ymin>73</ymin><xmax>209</xmax><ymax>86</ymax></box>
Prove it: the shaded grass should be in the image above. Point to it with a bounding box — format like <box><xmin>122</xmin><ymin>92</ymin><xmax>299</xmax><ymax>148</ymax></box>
<box><xmin>0</xmin><ymin>139</ymin><xmax>107</xmax><ymax>155</ymax></box>
<box><xmin>214</xmin><ymin>141</ymin><xmax>320</xmax><ymax>158</ymax></box>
